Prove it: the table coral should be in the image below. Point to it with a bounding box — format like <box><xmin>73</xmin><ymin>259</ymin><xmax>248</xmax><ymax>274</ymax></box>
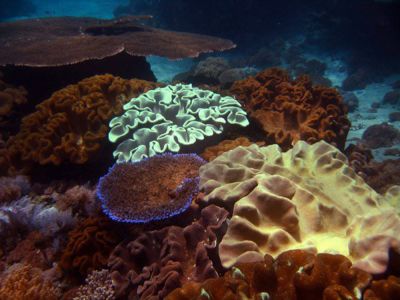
<box><xmin>230</xmin><ymin>67</ymin><xmax>350</xmax><ymax>150</ymax></box>
<box><xmin>5</xmin><ymin>74</ymin><xmax>159</xmax><ymax>169</ymax></box>
<box><xmin>199</xmin><ymin>140</ymin><xmax>400</xmax><ymax>274</ymax></box>
<box><xmin>166</xmin><ymin>250</ymin><xmax>372</xmax><ymax>300</ymax></box>
<box><xmin>59</xmin><ymin>217</ymin><xmax>123</xmax><ymax>278</ymax></box>
<box><xmin>108</xmin><ymin>204</ymin><xmax>228</xmax><ymax>300</ymax></box>
<box><xmin>109</xmin><ymin>83</ymin><xmax>249</xmax><ymax>163</ymax></box>
<box><xmin>97</xmin><ymin>153</ymin><xmax>205</xmax><ymax>223</ymax></box>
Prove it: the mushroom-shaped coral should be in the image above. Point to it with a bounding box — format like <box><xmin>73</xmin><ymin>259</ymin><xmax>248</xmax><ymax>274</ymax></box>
<box><xmin>199</xmin><ymin>140</ymin><xmax>400</xmax><ymax>274</ymax></box>
<box><xmin>108</xmin><ymin>83</ymin><xmax>249</xmax><ymax>163</ymax></box>
<box><xmin>97</xmin><ymin>153</ymin><xmax>205</xmax><ymax>223</ymax></box>
<box><xmin>5</xmin><ymin>74</ymin><xmax>159</xmax><ymax>169</ymax></box>
<box><xmin>230</xmin><ymin>68</ymin><xmax>350</xmax><ymax>150</ymax></box>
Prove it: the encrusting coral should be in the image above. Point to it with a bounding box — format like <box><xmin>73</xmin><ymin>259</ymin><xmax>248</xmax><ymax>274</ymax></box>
<box><xmin>166</xmin><ymin>249</ymin><xmax>374</xmax><ymax>300</ymax></box>
<box><xmin>230</xmin><ymin>67</ymin><xmax>350</xmax><ymax>150</ymax></box>
<box><xmin>97</xmin><ymin>153</ymin><xmax>205</xmax><ymax>223</ymax></box>
<box><xmin>199</xmin><ymin>140</ymin><xmax>400</xmax><ymax>274</ymax></box>
<box><xmin>59</xmin><ymin>217</ymin><xmax>123</xmax><ymax>278</ymax></box>
<box><xmin>108</xmin><ymin>204</ymin><xmax>229</xmax><ymax>300</ymax></box>
<box><xmin>109</xmin><ymin>83</ymin><xmax>249</xmax><ymax>163</ymax></box>
<box><xmin>5</xmin><ymin>74</ymin><xmax>159</xmax><ymax>170</ymax></box>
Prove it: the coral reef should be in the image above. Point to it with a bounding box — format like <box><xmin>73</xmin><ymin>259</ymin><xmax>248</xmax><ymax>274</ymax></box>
<box><xmin>362</xmin><ymin>123</ymin><xmax>400</xmax><ymax>149</ymax></box>
<box><xmin>364</xmin><ymin>276</ymin><xmax>400</xmax><ymax>299</ymax></box>
<box><xmin>199</xmin><ymin>140</ymin><xmax>400</xmax><ymax>274</ymax></box>
<box><xmin>201</xmin><ymin>137</ymin><xmax>265</xmax><ymax>161</ymax></box>
<box><xmin>59</xmin><ymin>217</ymin><xmax>123</xmax><ymax>278</ymax></box>
<box><xmin>5</xmin><ymin>74</ymin><xmax>159</xmax><ymax>170</ymax></box>
<box><xmin>0</xmin><ymin>263</ymin><xmax>61</xmax><ymax>299</ymax></box>
<box><xmin>74</xmin><ymin>269</ymin><xmax>115</xmax><ymax>300</ymax></box>
<box><xmin>0</xmin><ymin>175</ymin><xmax>30</xmax><ymax>204</ymax></box>
<box><xmin>54</xmin><ymin>184</ymin><xmax>99</xmax><ymax>217</ymax></box>
<box><xmin>383</xmin><ymin>90</ymin><xmax>400</xmax><ymax>106</ymax></box>
<box><xmin>0</xmin><ymin>72</ymin><xmax>27</xmax><ymax>139</ymax></box>
<box><xmin>230</xmin><ymin>68</ymin><xmax>350</xmax><ymax>150</ymax></box>
<box><xmin>97</xmin><ymin>153</ymin><xmax>205</xmax><ymax>223</ymax></box>
<box><xmin>166</xmin><ymin>250</ymin><xmax>372</xmax><ymax>300</ymax></box>
<box><xmin>0</xmin><ymin>196</ymin><xmax>76</xmax><ymax>255</ymax></box>
<box><xmin>109</xmin><ymin>84</ymin><xmax>249</xmax><ymax>162</ymax></box>
<box><xmin>6</xmin><ymin>231</ymin><xmax>56</xmax><ymax>270</ymax></box>
<box><xmin>108</xmin><ymin>204</ymin><xmax>228</xmax><ymax>299</ymax></box>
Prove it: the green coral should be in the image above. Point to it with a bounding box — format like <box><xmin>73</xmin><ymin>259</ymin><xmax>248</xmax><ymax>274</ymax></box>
<box><xmin>109</xmin><ymin>84</ymin><xmax>249</xmax><ymax>162</ymax></box>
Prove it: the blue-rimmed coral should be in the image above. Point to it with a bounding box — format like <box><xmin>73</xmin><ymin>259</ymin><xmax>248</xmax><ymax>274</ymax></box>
<box><xmin>108</xmin><ymin>83</ymin><xmax>249</xmax><ymax>163</ymax></box>
<box><xmin>97</xmin><ymin>153</ymin><xmax>206</xmax><ymax>223</ymax></box>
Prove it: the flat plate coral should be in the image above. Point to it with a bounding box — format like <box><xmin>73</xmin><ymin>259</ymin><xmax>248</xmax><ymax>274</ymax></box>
<box><xmin>0</xmin><ymin>16</ymin><xmax>236</xmax><ymax>67</ymax></box>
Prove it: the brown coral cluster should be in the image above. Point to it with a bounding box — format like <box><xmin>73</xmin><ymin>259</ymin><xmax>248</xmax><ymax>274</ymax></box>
<box><xmin>5</xmin><ymin>74</ymin><xmax>159</xmax><ymax>170</ymax></box>
<box><xmin>108</xmin><ymin>204</ymin><xmax>229</xmax><ymax>299</ymax></box>
<box><xmin>59</xmin><ymin>217</ymin><xmax>123</xmax><ymax>278</ymax></box>
<box><xmin>230</xmin><ymin>68</ymin><xmax>350</xmax><ymax>150</ymax></box>
<box><xmin>166</xmin><ymin>250</ymin><xmax>373</xmax><ymax>300</ymax></box>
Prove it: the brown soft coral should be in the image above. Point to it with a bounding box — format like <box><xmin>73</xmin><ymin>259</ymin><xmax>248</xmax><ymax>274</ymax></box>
<box><xmin>201</xmin><ymin>137</ymin><xmax>265</xmax><ymax>161</ymax></box>
<box><xmin>108</xmin><ymin>204</ymin><xmax>228</xmax><ymax>300</ymax></box>
<box><xmin>59</xmin><ymin>217</ymin><xmax>123</xmax><ymax>278</ymax></box>
<box><xmin>0</xmin><ymin>72</ymin><xmax>28</xmax><ymax>138</ymax></box>
<box><xmin>0</xmin><ymin>263</ymin><xmax>61</xmax><ymax>299</ymax></box>
<box><xmin>166</xmin><ymin>250</ymin><xmax>372</xmax><ymax>300</ymax></box>
<box><xmin>230</xmin><ymin>68</ymin><xmax>350</xmax><ymax>150</ymax></box>
<box><xmin>6</xmin><ymin>74</ymin><xmax>159</xmax><ymax>169</ymax></box>
<box><xmin>364</xmin><ymin>276</ymin><xmax>400</xmax><ymax>300</ymax></box>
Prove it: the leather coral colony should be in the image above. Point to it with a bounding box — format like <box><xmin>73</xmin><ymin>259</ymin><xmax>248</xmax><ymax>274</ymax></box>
<box><xmin>199</xmin><ymin>140</ymin><xmax>400</xmax><ymax>275</ymax></box>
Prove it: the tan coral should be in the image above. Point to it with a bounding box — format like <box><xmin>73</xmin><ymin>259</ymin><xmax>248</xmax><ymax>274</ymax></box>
<box><xmin>199</xmin><ymin>140</ymin><xmax>400</xmax><ymax>274</ymax></box>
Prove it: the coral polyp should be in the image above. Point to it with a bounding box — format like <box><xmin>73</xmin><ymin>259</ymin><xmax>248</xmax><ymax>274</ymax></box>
<box><xmin>97</xmin><ymin>153</ymin><xmax>205</xmax><ymax>223</ymax></box>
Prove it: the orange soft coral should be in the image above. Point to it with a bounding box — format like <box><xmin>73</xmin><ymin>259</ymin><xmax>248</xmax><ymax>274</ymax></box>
<box><xmin>166</xmin><ymin>250</ymin><xmax>372</xmax><ymax>300</ymax></box>
<box><xmin>5</xmin><ymin>74</ymin><xmax>159</xmax><ymax>170</ymax></box>
<box><xmin>59</xmin><ymin>217</ymin><xmax>123</xmax><ymax>278</ymax></box>
<box><xmin>0</xmin><ymin>264</ymin><xmax>61</xmax><ymax>299</ymax></box>
<box><xmin>230</xmin><ymin>68</ymin><xmax>350</xmax><ymax>150</ymax></box>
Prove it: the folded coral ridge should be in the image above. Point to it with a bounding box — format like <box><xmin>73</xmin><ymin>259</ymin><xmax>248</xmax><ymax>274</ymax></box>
<box><xmin>199</xmin><ymin>140</ymin><xmax>400</xmax><ymax>274</ymax></box>
<box><xmin>97</xmin><ymin>153</ymin><xmax>205</xmax><ymax>223</ymax></box>
<box><xmin>109</xmin><ymin>83</ymin><xmax>249</xmax><ymax>163</ymax></box>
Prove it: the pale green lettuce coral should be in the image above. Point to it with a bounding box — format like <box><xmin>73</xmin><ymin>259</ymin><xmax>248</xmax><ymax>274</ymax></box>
<box><xmin>109</xmin><ymin>84</ymin><xmax>249</xmax><ymax>162</ymax></box>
